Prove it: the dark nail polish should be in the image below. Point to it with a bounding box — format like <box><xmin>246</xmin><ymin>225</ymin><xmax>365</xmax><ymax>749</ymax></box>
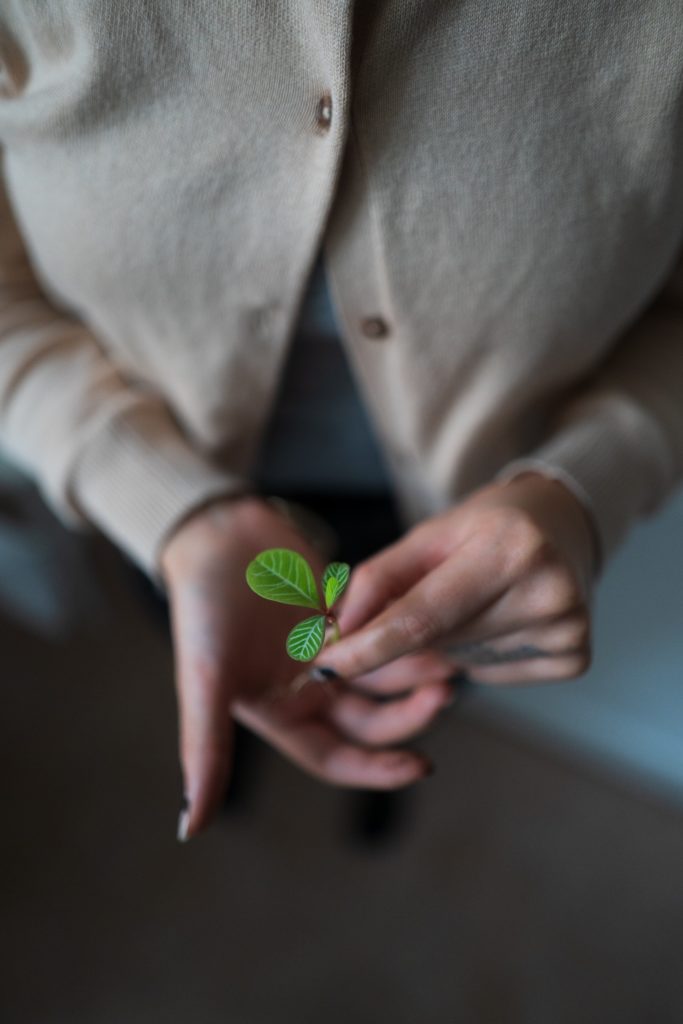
<box><xmin>309</xmin><ymin>666</ymin><xmax>340</xmax><ymax>682</ymax></box>
<box><xmin>421</xmin><ymin>761</ymin><xmax>436</xmax><ymax>778</ymax></box>
<box><xmin>177</xmin><ymin>794</ymin><xmax>190</xmax><ymax>842</ymax></box>
<box><xmin>448</xmin><ymin>670</ymin><xmax>473</xmax><ymax>697</ymax></box>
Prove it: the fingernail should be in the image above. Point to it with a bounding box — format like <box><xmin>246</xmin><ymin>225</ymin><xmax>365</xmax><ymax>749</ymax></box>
<box><xmin>421</xmin><ymin>761</ymin><xmax>436</xmax><ymax>779</ymax></box>
<box><xmin>447</xmin><ymin>670</ymin><xmax>472</xmax><ymax>702</ymax></box>
<box><xmin>308</xmin><ymin>666</ymin><xmax>340</xmax><ymax>683</ymax></box>
<box><xmin>177</xmin><ymin>794</ymin><xmax>190</xmax><ymax>843</ymax></box>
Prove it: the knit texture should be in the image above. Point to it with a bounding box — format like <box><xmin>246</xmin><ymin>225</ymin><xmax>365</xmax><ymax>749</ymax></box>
<box><xmin>0</xmin><ymin>1</ymin><xmax>682</xmax><ymax>578</ymax></box>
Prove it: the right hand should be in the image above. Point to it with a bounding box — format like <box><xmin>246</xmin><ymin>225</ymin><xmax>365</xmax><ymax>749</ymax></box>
<box><xmin>159</xmin><ymin>496</ymin><xmax>455</xmax><ymax>840</ymax></box>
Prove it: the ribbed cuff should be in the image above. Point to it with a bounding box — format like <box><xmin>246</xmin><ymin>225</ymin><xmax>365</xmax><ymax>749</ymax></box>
<box><xmin>70</xmin><ymin>402</ymin><xmax>248</xmax><ymax>579</ymax></box>
<box><xmin>494</xmin><ymin>391</ymin><xmax>677</xmax><ymax>577</ymax></box>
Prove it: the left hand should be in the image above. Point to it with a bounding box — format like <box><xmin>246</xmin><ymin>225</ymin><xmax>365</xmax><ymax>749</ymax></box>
<box><xmin>312</xmin><ymin>473</ymin><xmax>600</xmax><ymax>686</ymax></box>
<box><xmin>160</xmin><ymin>496</ymin><xmax>454</xmax><ymax>839</ymax></box>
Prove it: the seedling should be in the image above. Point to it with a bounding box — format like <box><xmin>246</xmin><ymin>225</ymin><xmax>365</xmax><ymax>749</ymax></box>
<box><xmin>245</xmin><ymin>548</ymin><xmax>350</xmax><ymax>662</ymax></box>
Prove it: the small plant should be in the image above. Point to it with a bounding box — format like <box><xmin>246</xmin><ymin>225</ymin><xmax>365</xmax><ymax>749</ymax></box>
<box><xmin>245</xmin><ymin>548</ymin><xmax>350</xmax><ymax>662</ymax></box>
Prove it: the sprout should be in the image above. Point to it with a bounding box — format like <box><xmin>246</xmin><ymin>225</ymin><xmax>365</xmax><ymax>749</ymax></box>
<box><xmin>245</xmin><ymin>549</ymin><xmax>350</xmax><ymax>662</ymax></box>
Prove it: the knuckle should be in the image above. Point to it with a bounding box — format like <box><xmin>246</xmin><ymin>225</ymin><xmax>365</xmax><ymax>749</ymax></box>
<box><xmin>501</xmin><ymin>511</ymin><xmax>554</xmax><ymax>576</ymax></box>
<box><xmin>408</xmin><ymin>521</ymin><xmax>447</xmax><ymax>558</ymax></box>
<box><xmin>557</xmin><ymin>649</ymin><xmax>592</xmax><ymax>679</ymax></box>
<box><xmin>396</xmin><ymin>609</ymin><xmax>438</xmax><ymax>649</ymax></box>
<box><xmin>352</xmin><ymin>561</ymin><xmax>380</xmax><ymax>592</ymax></box>
<box><xmin>543</xmin><ymin>566</ymin><xmax>583</xmax><ymax>615</ymax></box>
<box><xmin>351</xmin><ymin>562</ymin><xmax>373</xmax><ymax>586</ymax></box>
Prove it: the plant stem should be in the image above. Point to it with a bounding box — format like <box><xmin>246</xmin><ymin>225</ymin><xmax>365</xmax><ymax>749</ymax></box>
<box><xmin>325</xmin><ymin>613</ymin><xmax>341</xmax><ymax>646</ymax></box>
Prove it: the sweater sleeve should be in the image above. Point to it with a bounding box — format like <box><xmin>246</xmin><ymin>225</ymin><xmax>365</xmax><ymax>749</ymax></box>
<box><xmin>0</xmin><ymin>161</ymin><xmax>247</xmax><ymax>579</ymax></box>
<box><xmin>494</xmin><ymin>244</ymin><xmax>683</xmax><ymax>582</ymax></box>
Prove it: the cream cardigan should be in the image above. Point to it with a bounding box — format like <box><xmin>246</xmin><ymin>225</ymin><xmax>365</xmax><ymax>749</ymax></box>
<box><xmin>0</xmin><ymin>2</ymin><xmax>681</xmax><ymax>578</ymax></box>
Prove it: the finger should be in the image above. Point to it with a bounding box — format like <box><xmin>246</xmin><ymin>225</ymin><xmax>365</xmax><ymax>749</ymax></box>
<box><xmin>234</xmin><ymin>697</ymin><xmax>433</xmax><ymax>788</ymax></box>
<box><xmin>463</xmin><ymin>648</ymin><xmax>592</xmax><ymax>686</ymax></box>
<box><xmin>168</xmin><ymin>600</ymin><xmax>235</xmax><ymax>841</ymax></box>
<box><xmin>316</xmin><ymin>544</ymin><xmax>507</xmax><ymax>680</ymax></box>
<box><xmin>441</xmin><ymin>610</ymin><xmax>591</xmax><ymax>667</ymax></box>
<box><xmin>336</xmin><ymin>530</ymin><xmax>442</xmax><ymax>635</ymax></box>
<box><xmin>437</xmin><ymin>561</ymin><xmax>586</xmax><ymax>644</ymax></box>
<box><xmin>326</xmin><ymin>679</ymin><xmax>453</xmax><ymax>747</ymax></box>
<box><xmin>349</xmin><ymin>650</ymin><xmax>455</xmax><ymax>696</ymax></box>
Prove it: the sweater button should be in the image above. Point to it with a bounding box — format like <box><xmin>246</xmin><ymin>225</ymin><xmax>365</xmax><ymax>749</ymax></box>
<box><xmin>360</xmin><ymin>315</ymin><xmax>390</xmax><ymax>339</ymax></box>
<box><xmin>315</xmin><ymin>91</ymin><xmax>332</xmax><ymax>131</ymax></box>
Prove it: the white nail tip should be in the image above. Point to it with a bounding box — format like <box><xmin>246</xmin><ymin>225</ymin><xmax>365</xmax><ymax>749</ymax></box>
<box><xmin>177</xmin><ymin>808</ymin><xmax>190</xmax><ymax>842</ymax></box>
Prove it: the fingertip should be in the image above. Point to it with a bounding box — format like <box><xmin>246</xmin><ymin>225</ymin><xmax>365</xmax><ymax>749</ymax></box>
<box><xmin>407</xmin><ymin>677</ymin><xmax>453</xmax><ymax>717</ymax></box>
<box><xmin>424</xmin><ymin>676</ymin><xmax>452</xmax><ymax>703</ymax></box>
<box><xmin>177</xmin><ymin>796</ymin><xmax>191</xmax><ymax>842</ymax></box>
<box><xmin>335</xmin><ymin>602</ymin><xmax>355</xmax><ymax>636</ymax></box>
<box><xmin>177</xmin><ymin>746</ymin><xmax>232</xmax><ymax>842</ymax></box>
<box><xmin>176</xmin><ymin>793</ymin><xmax>217</xmax><ymax>842</ymax></box>
<box><xmin>374</xmin><ymin>750</ymin><xmax>434</xmax><ymax>788</ymax></box>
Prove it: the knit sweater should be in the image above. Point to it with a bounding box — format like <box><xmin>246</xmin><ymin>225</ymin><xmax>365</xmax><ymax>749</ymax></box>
<box><xmin>0</xmin><ymin>2</ymin><xmax>682</xmax><ymax>580</ymax></box>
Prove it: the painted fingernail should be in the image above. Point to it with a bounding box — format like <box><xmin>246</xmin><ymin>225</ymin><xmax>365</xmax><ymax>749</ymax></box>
<box><xmin>308</xmin><ymin>666</ymin><xmax>340</xmax><ymax>683</ymax></box>
<box><xmin>421</xmin><ymin>761</ymin><xmax>436</xmax><ymax>779</ymax></box>
<box><xmin>177</xmin><ymin>794</ymin><xmax>190</xmax><ymax>843</ymax></box>
<box><xmin>448</xmin><ymin>670</ymin><xmax>473</xmax><ymax>700</ymax></box>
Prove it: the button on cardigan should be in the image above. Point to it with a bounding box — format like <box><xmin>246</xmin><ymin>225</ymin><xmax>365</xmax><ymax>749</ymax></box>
<box><xmin>0</xmin><ymin>2</ymin><xmax>681</xmax><ymax>579</ymax></box>
<box><xmin>253</xmin><ymin>246</ymin><xmax>392</xmax><ymax>494</ymax></box>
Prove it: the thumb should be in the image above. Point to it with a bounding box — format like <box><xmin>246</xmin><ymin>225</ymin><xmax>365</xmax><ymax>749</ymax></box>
<box><xmin>168</xmin><ymin>597</ymin><xmax>235</xmax><ymax>842</ymax></box>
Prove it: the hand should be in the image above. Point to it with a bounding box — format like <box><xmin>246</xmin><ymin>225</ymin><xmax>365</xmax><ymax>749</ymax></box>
<box><xmin>311</xmin><ymin>473</ymin><xmax>599</xmax><ymax>686</ymax></box>
<box><xmin>159</xmin><ymin>496</ymin><xmax>454</xmax><ymax>840</ymax></box>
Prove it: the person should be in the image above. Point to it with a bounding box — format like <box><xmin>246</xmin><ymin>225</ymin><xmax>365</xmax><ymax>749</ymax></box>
<box><xmin>1</xmin><ymin>4</ymin><xmax>681</xmax><ymax>842</ymax></box>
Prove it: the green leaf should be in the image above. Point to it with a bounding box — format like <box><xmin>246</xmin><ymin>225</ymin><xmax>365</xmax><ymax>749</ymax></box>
<box><xmin>322</xmin><ymin>562</ymin><xmax>350</xmax><ymax>611</ymax></box>
<box><xmin>286</xmin><ymin>615</ymin><xmax>326</xmax><ymax>661</ymax></box>
<box><xmin>246</xmin><ymin>548</ymin><xmax>320</xmax><ymax>609</ymax></box>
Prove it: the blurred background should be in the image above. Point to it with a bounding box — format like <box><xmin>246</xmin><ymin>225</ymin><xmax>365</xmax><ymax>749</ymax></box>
<box><xmin>2</xmin><ymin>457</ymin><xmax>683</xmax><ymax>1024</ymax></box>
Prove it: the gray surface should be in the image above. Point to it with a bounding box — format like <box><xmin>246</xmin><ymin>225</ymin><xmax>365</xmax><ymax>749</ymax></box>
<box><xmin>3</xmin><ymin>473</ymin><xmax>683</xmax><ymax>1023</ymax></box>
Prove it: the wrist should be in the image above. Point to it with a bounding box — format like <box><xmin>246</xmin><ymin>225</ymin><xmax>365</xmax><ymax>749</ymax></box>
<box><xmin>158</xmin><ymin>492</ymin><xmax>339</xmax><ymax>585</ymax></box>
<box><xmin>497</xmin><ymin>470</ymin><xmax>602</xmax><ymax>584</ymax></box>
<box><xmin>159</xmin><ymin>493</ymin><xmax>262</xmax><ymax>582</ymax></box>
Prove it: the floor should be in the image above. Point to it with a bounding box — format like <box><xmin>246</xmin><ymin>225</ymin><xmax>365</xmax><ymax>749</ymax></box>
<box><xmin>3</xmin><ymin>469</ymin><xmax>683</xmax><ymax>1024</ymax></box>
